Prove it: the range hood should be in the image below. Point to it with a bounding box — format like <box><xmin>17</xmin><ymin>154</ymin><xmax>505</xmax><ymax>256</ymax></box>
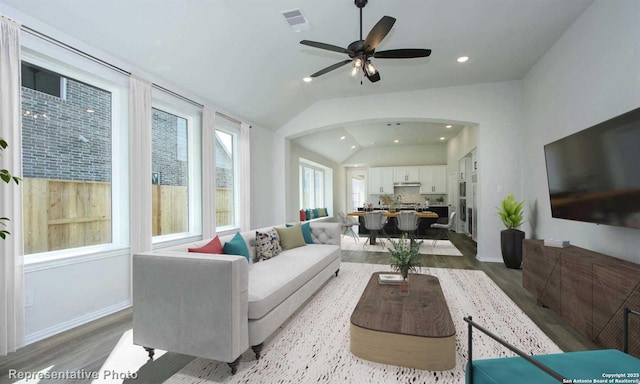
<box><xmin>393</xmin><ymin>181</ymin><xmax>421</xmax><ymax>187</ymax></box>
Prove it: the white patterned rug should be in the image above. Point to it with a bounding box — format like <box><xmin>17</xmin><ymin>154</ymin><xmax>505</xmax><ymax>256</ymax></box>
<box><xmin>340</xmin><ymin>236</ymin><xmax>463</xmax><ymax>256</ymax></box>
<box><xmin>164</xmin><ymin>262</ymin><xmax>560</xmax><ymax>384</ymax></box>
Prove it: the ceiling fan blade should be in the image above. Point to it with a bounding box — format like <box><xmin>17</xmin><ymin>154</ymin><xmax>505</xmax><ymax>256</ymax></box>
<box><xmin>365</xmin><ymin>71</ymin><xmax>381</xmax><ymax>83</ymax></box>
<box><xmin>310</xmin><ymin>59</ymin><xmax>352</xmax><ymax>78</ymax></box>
<box><xmin>300</xmin><ymin>40</ymin><xmax>352</xmax><ymax>55</ymax></box>
<box><xmin>374</xmin><ymin>48</ymin><xmax>432</xmax><ymax>59</ymax></box>
<box><xmin>363</xmin><ymin>16</ymin><xmax>396</xmax><ymax>52</ymax></box>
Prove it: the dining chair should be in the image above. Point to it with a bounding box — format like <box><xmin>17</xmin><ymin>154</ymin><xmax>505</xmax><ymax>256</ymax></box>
<box><xmin>430</xmin><ymin>211</ymin><xmax>456</xmax><ymax>246</ymax></box>
<box><xmin>363</xmin><ymin>211</ymin><xmax>388</xmax><ymax>247</ymax></box>
<box><xmin>338</xmin><ymin>211</ymin><xmax>359</xmax><ymax>243</ymax></box>
<box><xmin>396</xmin><ymin>211</ymin><xmax>420</xmax><ymax>244</ymax></box>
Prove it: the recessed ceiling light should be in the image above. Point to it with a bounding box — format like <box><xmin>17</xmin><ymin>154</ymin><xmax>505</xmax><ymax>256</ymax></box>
<box><xmin>303</xmin><ymin>77</ymin><xmax>312</xmax><ymax>82</ymax></box>
<box><xmin>440</xmin><ymin>137</ymin><xmax>446</xmax><ymax>140</ymax></box>
<box><xmin>386</xmin><ymin>123</ymin><xmax>392</xmax><ymax>126</ymax></box>
<box><xmin>446</xmin><ymin>124</ymin><xmax>452</xmax><ymax>128</ymax></box>
<box><xmin>457</xmin><ymin>56</ymin><xmax>469</xmax><ymax>63</ymax></box>
<box><xmin>396</xmin><ymin>123</ymin><xmax>400</xmax><ymax>126</ymax></box>
<box><xmin>394</xmin><ymin>139</ymin><xmax>399</xmax><ymax>143</ymax></box>
<box><xmin>340</xmin><ymin>135</ymin><xmax>346</xmax><ymax>140</ymax></box>
<box><xmin>351</xmin><ymin>145</ymin><xmax>356</xmax><ymax>149</ymax></box>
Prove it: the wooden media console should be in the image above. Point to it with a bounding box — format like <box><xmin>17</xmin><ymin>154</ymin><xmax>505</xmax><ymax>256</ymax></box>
<box><xmin>522</xmin><ymin>239</ymin><xmax>640</xmax><ymax>358</ymax></box>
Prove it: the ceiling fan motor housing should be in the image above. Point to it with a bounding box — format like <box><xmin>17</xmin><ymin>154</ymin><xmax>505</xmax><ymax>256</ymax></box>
<box><xmin>355</xmin><ymin>0</ymin><xmax>368</xmax><ymax>9</ymax></box>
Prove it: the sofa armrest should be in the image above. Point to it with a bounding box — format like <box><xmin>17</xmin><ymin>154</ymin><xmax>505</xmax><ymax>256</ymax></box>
<box><xmin>309</xmin><ymin>222</ymin><xmax>341</xmax><ymax>245</ymax></box>
<box><xmin>132</xmin><ymin>251</ymin><xmax>249</xmax><ymax>362</ymax></box>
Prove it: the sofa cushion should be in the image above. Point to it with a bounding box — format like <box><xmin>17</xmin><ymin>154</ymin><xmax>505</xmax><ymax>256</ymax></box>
<box><xmin>299</xmin><ymin>209</ymin><xmax>306</xmax><ymax>222</ymax></box>
<box><xmin>188</xmin><ymin>236</ymin><xmax>223</xmax><ymax>254</ymax></box>
<box><xmin>255</xmin><ymin>228</ymin><xmax>281</xmax><ymax>260</ymax></box>
<box><xmin>223</xmin><ymin>232</ymin><xmax>250</xmax><ymax>262</ymax></box>
<box><xmin>286</xmin><ymin>222</ymin><xmax>313</xmax><ymax>244</ymax></box>
<box><xmin>276</xmin><ymin>224</ymin><xmax>306</xmax><ymax>250</ymax></box>
<box><xmin>247</xmin><ymin>244</ymin><xmax>340</xmax><ymax>319</ymax></box>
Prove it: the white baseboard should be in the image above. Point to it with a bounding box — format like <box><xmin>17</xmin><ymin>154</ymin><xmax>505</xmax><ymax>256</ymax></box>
<box><xmin>24</xmin><ymin>300</ymin><xmax>132</xmax><ymax>346</ymax></box>
<box><xmin>476</xmin><ymin>254</ymin><xmax>503</xmax><ymax>263</ymax></box>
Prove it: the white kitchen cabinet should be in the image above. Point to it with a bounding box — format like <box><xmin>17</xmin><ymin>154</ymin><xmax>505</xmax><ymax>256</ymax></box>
<box><xmin>419</xmin><ymin>165</ymin><xmax>447</xmax><ymax>194</ymax></box>
<box><xmin>393</xmin><ymin>166</ymin><xmax>420</xmax><ymax>183</ymax></box>
<box><xmin>368</xmin><ymin>167</ymin><xmax>394</xmax><ymax>194</ymax></box>
<box><xmin>432</xmin><ymin>165</ymin><xmax>447</xmax><ymax>193</ymax></box>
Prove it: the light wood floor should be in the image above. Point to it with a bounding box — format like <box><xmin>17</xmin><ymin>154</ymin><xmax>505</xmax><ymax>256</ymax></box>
<box><xmin>0</xmin><ymin>232</ymin><xmax>598</xmax><ymax>384</ymax></box>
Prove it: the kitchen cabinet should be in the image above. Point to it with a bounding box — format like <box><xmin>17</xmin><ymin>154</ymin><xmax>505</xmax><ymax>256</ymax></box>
<box><xmin>419</xmin><ymin>165</ymin><xmax>447</xmax><ymax>194</ymax></box>
<box><xmin>393</xmin><ymin>166</ymin><xmax>420</xmax><ymax>183</ymax></box>
<box><xmin>368</xmin><ymin>167</ymin><xmax>394</xmax><ymax>194</ymax></box>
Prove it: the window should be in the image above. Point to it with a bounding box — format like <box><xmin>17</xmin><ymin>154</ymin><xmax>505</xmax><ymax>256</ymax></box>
<box><xmin>215</xmin><ymin>129</ymin><xmax>237</xmax><ymax>228</ymax></box>
<box><xmin>21</xmin><ymin>62</ymin><xmax>113</xmax><ymax>254</ymax></box>
<box><xmin>151</xmin><ymin>108</ymin><xmax>190</xmax><ymax>236</ymax></box>
<box><xmin>300</xmin><ymin>163</ymin><xmax>325</xmax><ymax>209</ymax></box>
<box><xmin>21</xmin><ymin>62</ymin><xmax>65</xmax><ymax>99</ymax></box>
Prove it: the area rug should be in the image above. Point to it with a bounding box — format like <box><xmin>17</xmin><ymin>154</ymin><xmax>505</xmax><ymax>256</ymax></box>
<box><xmin>340</xmin><ymin>236</ymin><xmax>463</xmax><ymax>256</ymax></box>
<box><xmin>165</xmin><ymin>262</ymin><xmax>561</xmax><ymax>384</ymax></box>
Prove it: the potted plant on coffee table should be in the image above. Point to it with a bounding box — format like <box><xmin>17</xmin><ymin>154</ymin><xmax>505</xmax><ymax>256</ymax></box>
<box><xmin>388</xmin><ymin>234</ymin><xmax>422</xmax><ymax>294</ymax></box>
<box><xmin>497</xmin><ymin>193</ymin><xmax>525</xmax><ymax>269</ymax></box>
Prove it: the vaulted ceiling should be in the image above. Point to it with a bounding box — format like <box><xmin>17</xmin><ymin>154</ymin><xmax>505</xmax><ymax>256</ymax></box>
<box><xmin>4</xmin><ymin>0</ymin><xmax>593</xmax><ymax>130</ymax></box>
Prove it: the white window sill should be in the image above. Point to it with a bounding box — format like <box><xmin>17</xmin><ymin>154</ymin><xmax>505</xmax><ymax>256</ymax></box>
<box><xmin>24</xmin><ymin>244</ymin><xmax>131</xmax><ymax>272</ymax></box>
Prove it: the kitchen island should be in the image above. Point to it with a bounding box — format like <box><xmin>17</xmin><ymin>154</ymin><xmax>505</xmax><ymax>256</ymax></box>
<box><xmin>350</xmin><ymin>206</ymin><xmax>449</xmax><ymax>239</ymax></box>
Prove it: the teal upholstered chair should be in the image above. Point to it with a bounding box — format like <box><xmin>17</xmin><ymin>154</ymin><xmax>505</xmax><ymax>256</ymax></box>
<box><xmin>464</xmin><ymin>309</ymin><xmax>640</xmax><ymax>384</ymax></box>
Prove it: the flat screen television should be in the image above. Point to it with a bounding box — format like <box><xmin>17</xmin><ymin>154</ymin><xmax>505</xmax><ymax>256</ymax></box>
<box><xmin>543</xmin><ymin>106</ymin><xmax>640</xmax><ymax>229</ymax></box>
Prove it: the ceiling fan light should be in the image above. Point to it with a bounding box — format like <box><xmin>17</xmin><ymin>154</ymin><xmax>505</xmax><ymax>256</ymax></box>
<box><xmin>353</xmin><ymin>57</ymin><xmax>363</xmax><ymax>68</ymax></box>
<box><xmin>350</xmin><ymin>66</ymin><xmax>358</xmax><ymax>77</ymax></box>
<box><xmin>365</xmin><ymin>61</ymin><xmax>377</xmax><ymax>75</ymax></box>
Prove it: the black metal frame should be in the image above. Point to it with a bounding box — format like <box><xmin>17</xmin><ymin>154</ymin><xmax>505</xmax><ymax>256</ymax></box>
<box><xmin>464</xmin><ymin>308</ymin><xmax>640</xmax><ymax>384</ymax></box>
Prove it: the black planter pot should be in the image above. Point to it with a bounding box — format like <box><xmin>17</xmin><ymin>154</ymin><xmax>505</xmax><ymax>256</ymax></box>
<box><xmin>500</xmin><ymin>229</ymin><xmax>525</xmax><ymax>269</ymax></box>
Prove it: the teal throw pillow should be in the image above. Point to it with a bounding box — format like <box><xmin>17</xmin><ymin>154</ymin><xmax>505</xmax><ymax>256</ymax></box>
<box><xmin>313</xmin><ymin>208</ymin><xmax>319</xmax><ymax>218</ymax></box>
<box><xmin>324</xmin><ymin>207</ymin><xmax>329</xmax><ymax>216</ymax></box>
<box><xmin>287</xmin><ymin>222</ymin><xmax>313</xmax><ymax>244</ymax></box>
<box><xmin>223</xmin><ymin>232</ymin><xmax>250</xmax><ymax>262</ymax></box>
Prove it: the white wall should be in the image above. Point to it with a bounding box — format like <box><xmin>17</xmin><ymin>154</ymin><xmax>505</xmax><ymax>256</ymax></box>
<box><xmin>447</xmin><ymin>125</ymin><xmax>478</xmax><ymax>168</ymax></box>
<box><xmin>344</xmin><ymin>143</ymin><xmax>447</xmax><ymax>167</ymax></box>
<box><xmin>24</xmin><ymin>253</ymin><xmax>130</xmax><ymax>343</ymax></box>
<box><xmin>522</xmin><ymin>0</ymin><xmax>640</xmax><ymax>264</ymax></box>
<box><xmin>275</xmin><ymin>81</ymin><xmax>524</xmax><ymax>263</ymax></box>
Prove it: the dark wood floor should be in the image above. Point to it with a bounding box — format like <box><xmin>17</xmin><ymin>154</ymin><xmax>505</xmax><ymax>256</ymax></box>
<box><xmin>0</xmin><ymin>232</ymin><xmax>598</xmax><ymax>384</ymax></box>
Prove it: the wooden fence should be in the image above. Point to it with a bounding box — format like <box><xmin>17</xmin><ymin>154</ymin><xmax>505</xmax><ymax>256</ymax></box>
<box><xmin>152</xmin><ymin>184</ymin><xmax>188</xmax><ymax>236</ymax></box>
<box><xmin>216</xmin><ymin>188</ymin><xmax>234</xmax><ymax>227</ymax></box>
<box><xmin>23</xmin><ymin>178</ymin><xmax>112</xmax><ymax>254</ymax></box>
<box><xmin>22</xmin><ymin>178</ymin><xmax>236</xmax><ymax>254</ymax></box>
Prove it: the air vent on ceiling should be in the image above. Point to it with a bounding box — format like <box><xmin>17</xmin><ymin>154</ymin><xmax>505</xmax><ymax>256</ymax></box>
<box><xmin>282</xmin><ymin>9</ymin><xmax>311</xmax><ymax>32</ymax></box>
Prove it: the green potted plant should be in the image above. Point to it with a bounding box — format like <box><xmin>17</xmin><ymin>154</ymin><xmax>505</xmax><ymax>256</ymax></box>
<box><xmin>388</xmin><ymin>234</ymin><xmax>422</xmax><ymax>294</ymax></box>
<box><xmin>497</xmin><ymin>193</ymin><xmax>525</xmax><ymax>269</ymax></box>
<box><xmin>1</xmin><ymin>137</ymin><xmax>21</xmax><ymax>240</ymax></box>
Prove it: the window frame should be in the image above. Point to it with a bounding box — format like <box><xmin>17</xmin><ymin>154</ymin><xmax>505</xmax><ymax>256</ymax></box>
<box><xmin>20</xmin><ymin>47</ymin><xmax>130</xmax><ymax>264</ymax></box>
<box><xmin>299</xmin><ymin>159</ymin><xmax>330</xmax><ymax>210</ymax></box>
<box><xmin>150</xmin><ymin>99</ymin><xmax>202</xmax><ymax>245</ymax></box>
<box><xmin>214</xmin><ymin>125</ymin><xmax>240</xmax><ymax>233</ymax></box>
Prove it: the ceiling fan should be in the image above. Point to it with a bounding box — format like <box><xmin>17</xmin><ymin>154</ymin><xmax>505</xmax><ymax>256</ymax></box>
<box><xmin>300</xmin><ymin>0</ymin><xmax>431</xmax><ymax>83</ymax></box>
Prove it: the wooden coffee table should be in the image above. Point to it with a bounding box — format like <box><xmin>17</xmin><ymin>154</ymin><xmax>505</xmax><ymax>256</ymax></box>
<box><xmin>350</xmin><ymin>272</ymin><xmax>456</xmax><ymax>370</ymax></box>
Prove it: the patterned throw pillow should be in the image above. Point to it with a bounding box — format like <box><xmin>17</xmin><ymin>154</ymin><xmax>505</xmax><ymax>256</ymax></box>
<box><xmin>256</xmin><ymin>228</ymin><xmax>281</xmax><ymax>260</ymax></box>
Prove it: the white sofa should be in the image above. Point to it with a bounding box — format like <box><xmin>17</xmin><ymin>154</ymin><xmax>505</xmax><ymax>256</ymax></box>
<box><xmin>132</xmin><ymin>222</ymin><xmax>341</xmax><ymax>373</ymax></box>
